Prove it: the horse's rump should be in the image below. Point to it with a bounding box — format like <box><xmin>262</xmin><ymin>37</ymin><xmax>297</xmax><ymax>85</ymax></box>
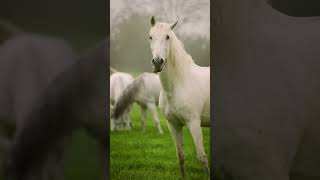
<box><xmin>110</xmin><ymin>72</ymin><xmax>134</xmax><ymax>103</ymax></box>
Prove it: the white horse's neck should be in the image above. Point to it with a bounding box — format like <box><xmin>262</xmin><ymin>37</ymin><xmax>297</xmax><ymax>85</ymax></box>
<box><xmin>159</xmin><ymin>33</ymin><xmax>195</xmax><ymax>95</ymax></box>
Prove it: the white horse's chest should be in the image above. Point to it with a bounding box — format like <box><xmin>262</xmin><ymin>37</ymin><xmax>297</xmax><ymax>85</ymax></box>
<box><xmin>159</xmin><ymin>85</ymin><xmax>203</xmax><ymax>125</ymax></box>
<box><xmin>159</xmin><ymin>68</ymin><xmax>210</xmax><ymax>126</ymax></box>
<box><xmin>159</xmin><ymin>92</ymin><xmax>187</xmax><ymax>125</ymax></box>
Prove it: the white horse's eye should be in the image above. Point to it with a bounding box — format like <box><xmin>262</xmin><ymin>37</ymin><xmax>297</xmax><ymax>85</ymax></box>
<box><xmin>166</xmin><ymin>35</ymin><xmax>169</xmax><ymax>40</ymax></box>
<box><xmin>149</xmin><ymin>36</ymin><xmax>152</xmax><ymax>40</ymax></box>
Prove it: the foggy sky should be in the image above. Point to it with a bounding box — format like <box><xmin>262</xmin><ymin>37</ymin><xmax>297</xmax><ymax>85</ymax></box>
<box><xmin>111</xmin><ymin>0</ymin><xmax>210</xmax><ymax>40</ymax></box>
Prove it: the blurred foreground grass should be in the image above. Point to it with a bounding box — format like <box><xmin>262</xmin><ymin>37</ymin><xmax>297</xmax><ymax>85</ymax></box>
<box><xmin>64</xmin><ymin>130</ymin><xmax>101</xmax><ymax>180</ymax></box>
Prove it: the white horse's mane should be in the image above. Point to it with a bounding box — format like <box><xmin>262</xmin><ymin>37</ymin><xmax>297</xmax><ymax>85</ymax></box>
<box><xmin>167</xmin><ymin>25</ymin><xmax>194</xmax><ymax>81</ymax></box>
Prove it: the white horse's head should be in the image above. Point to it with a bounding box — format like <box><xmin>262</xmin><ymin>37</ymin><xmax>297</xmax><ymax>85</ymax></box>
<box><xmin>149</xmin><ymin>16</ymin><xmax>178</xmax><ymax>73</ymax></box>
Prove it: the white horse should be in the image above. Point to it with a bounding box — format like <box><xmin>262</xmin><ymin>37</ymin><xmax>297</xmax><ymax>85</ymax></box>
<box><xmin>149</xmin><ymin>16</ymin><xmax>210</xmax><ymax>178</ymax></box>
<box><xmin>112</xmin><ymin>72</ymin><xmax>163</xmax><ymax>134</ymax></box>
<box><xmin>110</xmin><ymin>71</ymin><xmax>134</xmax><ymax>131</ymax></box>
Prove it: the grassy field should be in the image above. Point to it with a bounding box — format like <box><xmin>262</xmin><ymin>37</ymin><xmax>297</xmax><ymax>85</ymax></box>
<box><xmin>111</xmin><ymin>104</ymin><xmax>210</xmax><ymax>180</ymax></box>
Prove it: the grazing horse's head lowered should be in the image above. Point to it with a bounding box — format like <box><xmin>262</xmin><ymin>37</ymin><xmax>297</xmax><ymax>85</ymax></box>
<box><xmin>149</xmin><ymin>16</ymin><xmax>178</xmax><ymax>73</ymax></box>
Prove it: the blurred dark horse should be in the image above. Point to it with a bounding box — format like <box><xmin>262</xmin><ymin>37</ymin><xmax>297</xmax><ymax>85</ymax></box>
<box><xmin>0</xmin><ymin>21</ymin><xmax>108</xmax><ymax>180</ymax></box>
<box><xmin>213</xmin><ymin>0</ymin><xmax>320</xmax><ymax>180</ymax></box>
<box><xmin>0</xmin><ymin>20</ymin><xmax>76</xmax><ymax>180</ymax></box>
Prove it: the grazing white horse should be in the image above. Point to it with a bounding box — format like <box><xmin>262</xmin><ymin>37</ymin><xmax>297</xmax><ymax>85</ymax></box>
<box><xmin>110</xmin><ymin>71</ymin><xmax>134</xmax><ymax>131</ymax></box>
<box><xmin>149</xmin><ymin>16</ymin><xmax>210</xmax><ymax>178</ymax></box>
<box><xmin>112</xmin><ymin>72</ymin><xmax>163</xmax><ymax>134</ymax></box>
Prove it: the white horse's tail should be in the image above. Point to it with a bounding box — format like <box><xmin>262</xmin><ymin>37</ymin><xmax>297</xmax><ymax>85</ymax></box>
<box><xmin>112</xmin><ymin>76</ymin><xmax>143</xmax><ymax>119</ymax></box>
<box><xmin>110</xmin><ymin>67</ymin><xmax>118</xmax><ymax>74</ymax></box>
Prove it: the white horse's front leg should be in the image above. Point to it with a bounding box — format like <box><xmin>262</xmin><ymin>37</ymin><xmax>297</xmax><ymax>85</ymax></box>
<box><xmin>124</xmin><ymin>106</ymin><xmax>132</xmax><ymax>130</ymax></box>
<box><xmin>147</xmin><ymin>102</ymin><xmax>163</xmax><ymax>134</ymax></box>
<box><xmin>140</xmin><ymin>105</ymin><xmax>147</xmax><ymax>132</ymax></box>
<box><xmin>167</xmin><ymin>121</ymin><xmax>186</xmax><ymax>178</ymax></box>
<box><xmin>110</xmin><ymin>104</ymin><xmax>115</xmax><ymax>131</ymax></box>
<box><xmin>187</xmin><ymin>120</ymin><xmax>210</xmax><ymax>176</ymax></box>
<box><xmin>125</xmin><ymin>112</ymin><xmax>131</xmax><ymax>130</ymax></box>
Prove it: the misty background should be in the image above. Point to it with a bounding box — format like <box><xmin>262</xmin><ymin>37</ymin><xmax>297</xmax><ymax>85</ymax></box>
<box><xmin>111</xmin><ymin>0</ymin><xmax>210</xmax><ymax>73</ymax></box>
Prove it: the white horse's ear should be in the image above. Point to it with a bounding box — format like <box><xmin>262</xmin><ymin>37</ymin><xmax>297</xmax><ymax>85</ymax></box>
<box><xmin>170</xmin><ymin>19</ymin><xmax>178</xmax><ymax>30</ymax></box>
<box><xmin>151</xmin><ymin>16</ymin><xmax>155</xmax><ymax>27</ymax></box>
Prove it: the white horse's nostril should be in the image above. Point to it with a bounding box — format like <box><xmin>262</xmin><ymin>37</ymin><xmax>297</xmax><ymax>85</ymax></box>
<box><xmin>152</xmin><ymin>58</ymin><xmax>163</xmax><ymax>65</ymax></box>
<box><xmin>152</xmin><ymin>58</ymin><xmax>162</xmax><ymax>65</ymax></box>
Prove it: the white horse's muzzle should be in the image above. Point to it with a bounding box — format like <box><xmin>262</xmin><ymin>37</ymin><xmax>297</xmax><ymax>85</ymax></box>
<box><xmin>152</xmin><ymin>57</ymin><xmax>164</xmax><ymax>72</ymax></box>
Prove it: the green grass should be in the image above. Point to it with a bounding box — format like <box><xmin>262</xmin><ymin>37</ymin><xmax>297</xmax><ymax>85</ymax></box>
<box><xmin>111</xmin><ymin>104</ymin><xmax>210</xmax><ymax>180</ymax></box>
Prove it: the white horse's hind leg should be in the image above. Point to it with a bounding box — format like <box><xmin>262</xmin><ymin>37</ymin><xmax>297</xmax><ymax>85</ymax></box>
<box><xmin>147</xmin><ymin>102</ymin><xmax>163</xmax><ymax>134</ymax></box>
<box><xmin>140</xmin><ymin>105</ymin><xmax>147</xmax><ymax>132</ymax></box>
<box><xmin>125</xmin><ymin>111</ymin><xmax>131</xmax><ymax>130</ymax></box>
<box><xmin>167</xmin><ymin>121</ymin><xmax>186</xmax><ymax>178</ymax></box>
<box><xmin>121</xmin><ymin>108</ymin><xmax>130</xmax><ymax>130</ymax></box>
<box><xmin>187</xmin><ymin>120</ymin><xmax>210</xmax><ymax>176</ymax></box>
